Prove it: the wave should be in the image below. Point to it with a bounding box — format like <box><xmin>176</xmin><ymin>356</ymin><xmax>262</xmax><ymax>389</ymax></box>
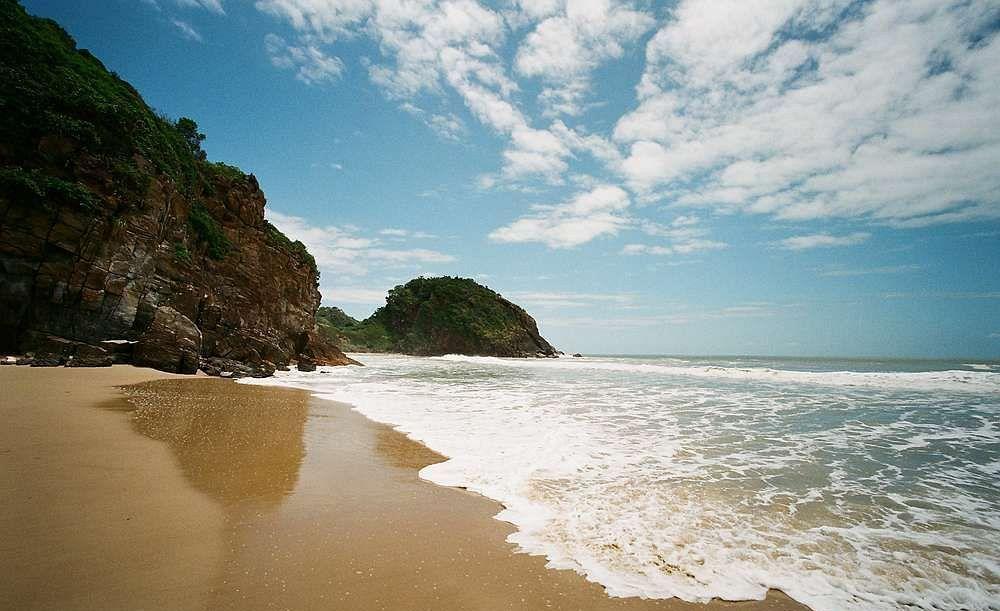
<box><xmin>435</xmin><ymin>354</ymin><xmax>1000</xmax><ymax>394</ymax></box>
<box><xmin>242</xmin><ymin>354</ymin><xmax>1000</xmax><ymax>611</ymax></box>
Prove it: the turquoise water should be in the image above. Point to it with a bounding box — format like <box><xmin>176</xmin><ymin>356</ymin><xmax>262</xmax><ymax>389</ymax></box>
<box><xmin>246</xmin><ymin>354</ymin><xmax>1000</xmax><ymax>610</ymax></box>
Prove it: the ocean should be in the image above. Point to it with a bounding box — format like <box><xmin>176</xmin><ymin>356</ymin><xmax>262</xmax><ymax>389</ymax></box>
<box><xmin>243</xmin><ymin>354</ymin><xmax>1000</xmax><ymax>611</ymax></box>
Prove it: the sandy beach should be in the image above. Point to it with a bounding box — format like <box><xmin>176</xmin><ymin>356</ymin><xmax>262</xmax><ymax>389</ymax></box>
<box><xmin>0</xmin><ymin>366</ymin><xmax>808</xmax><ymax>611</ymax></box>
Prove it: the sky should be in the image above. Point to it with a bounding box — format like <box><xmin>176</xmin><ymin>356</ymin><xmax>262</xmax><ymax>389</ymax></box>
<box><xmin>22</xmin><ymin>0</ymin><xmax>1000</xmax><ymax>358</ymax></box>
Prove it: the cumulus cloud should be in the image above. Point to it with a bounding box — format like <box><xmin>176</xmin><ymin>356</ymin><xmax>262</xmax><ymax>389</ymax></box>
<box><xmin>253</xmin><ymin>0</ymin><xmax>1000</xmax><ymax>248</ymax></box>
<box><xmin>772</xmin><ymin>232</ymin><xmax>871</xmax><ymax>251</ymax></box>
<box><xmin>267</xmin><ymin>210</ymin><xmax>455</xmax><ymax>276</ymax></box>
<box><xmin>265</xmin><ymin>34</ymin><xmax>344</xmax><ymax>85</ymax></box>
<box><xmin>515</xmin><ymin>0</ymin><xmax>654</xmax><ymax>116</ymax></box>
<box><xmin>489</xmin><ymin>185</ymin><xmax>631</xmax><ymax>248</ymax></box>
<box><xmin>616</xmin><ymin>0</ymin><xmax>1000</xmax><ymax>226</ymax></box>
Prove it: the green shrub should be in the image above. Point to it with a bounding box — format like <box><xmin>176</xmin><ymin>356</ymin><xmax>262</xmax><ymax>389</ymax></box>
<box><xmin>0</xmin><ymin>166</ymin><xmax>98</xmax><ymax>213</ymax></box>
<box><xmin>172</xmin><ymin>241</ymin><xmax>191</xmax><ymax>264</ymax></box>
<box><xmin>188</xmin><ymin>202</ymin><xmax>230</xmax><ymax>260</ymax></box>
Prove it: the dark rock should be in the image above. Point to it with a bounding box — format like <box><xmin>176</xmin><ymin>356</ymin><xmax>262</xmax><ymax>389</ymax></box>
<box><xmin>66</xmin><ymin>344</ymin><xmax>112</xmax><ymax>367</ymax></box>
<box><xmin>573</xmin><ymin>353</ymin><xmax>583</xmax><ymax>357</ymax></box>
<box><xmin>199</xmin><ymin>356</ymin><xmax>270</xmax><ymax>379</ymax></box>
<box><xmin>297</xmin><ymin>356</ymin><xmax>317</xmax><ymax>372</ymax></box>
<box><xmin>252</xmin><ymin>361</ymin><xmax>277</xmax><ymax>378</ymax></box>
<box><xmin>296</xmin><ymin>329</ymin><xmax>359</xmax><ymax>366</ymax></box>
<box><xmin>15</xmin><ymin>356</ymin><xmax>34</xmax><ymax>366</ymax></box>
<box><xmin>133</xmin><ymin>307</ymin><xmax>202</xmax><ymax>374</ymax></box>
<box><xmin>99</xmin><ymin>340</ymin><xmax>136</xmax><ymax>364</ymax></box>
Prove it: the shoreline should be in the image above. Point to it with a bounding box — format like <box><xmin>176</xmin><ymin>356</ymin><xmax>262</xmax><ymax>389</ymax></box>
<box><xmin>1</xmin><ymin>365</ymin><xmax>809</xmax><ymax>610</ymax></box>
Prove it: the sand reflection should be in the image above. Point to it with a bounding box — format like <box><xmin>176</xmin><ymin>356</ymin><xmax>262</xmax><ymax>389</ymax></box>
<box><xmin>123</xmin><ymin>378</ymin><xmax>308</xmax><ymax>506</ymax></box>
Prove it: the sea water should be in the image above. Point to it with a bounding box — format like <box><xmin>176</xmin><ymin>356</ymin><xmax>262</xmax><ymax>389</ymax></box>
<box><xmin>242</xmin><ymin>354</ymin><xmax>1000</xmax><ymax>611</ymax></box>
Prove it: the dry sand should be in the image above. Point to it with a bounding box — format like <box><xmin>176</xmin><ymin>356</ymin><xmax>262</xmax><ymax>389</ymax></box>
<box><xmin>0</xmin><ymin>366</ymin><xmax>809</xmax><ymax>611</ymax></box>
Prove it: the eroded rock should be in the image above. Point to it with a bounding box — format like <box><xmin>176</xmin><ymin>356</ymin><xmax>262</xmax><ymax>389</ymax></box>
<box><xmin>133</xmin><ymin>307</ymin><xmax>202</xmax><ymax>374</ymax></box>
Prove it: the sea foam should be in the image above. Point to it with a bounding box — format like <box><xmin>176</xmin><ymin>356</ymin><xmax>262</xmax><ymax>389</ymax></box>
<box><xmin>243</xmin><ymin>354</ymin><xmax>1000</xmax><ymax>611</ymax></box>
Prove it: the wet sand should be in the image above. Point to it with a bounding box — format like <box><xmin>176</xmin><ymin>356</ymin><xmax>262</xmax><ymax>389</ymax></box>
<box><xmin>0</xmin><ymin>366</ymin><xmax>809</xmax><ymax>610</ymax></box>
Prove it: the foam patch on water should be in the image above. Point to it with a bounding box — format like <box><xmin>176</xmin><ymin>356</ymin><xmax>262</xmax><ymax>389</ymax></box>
<box><xmin>242</xmin><ymin>355</ymin><xmax>1000</xmax><ymax>611</ymax></box>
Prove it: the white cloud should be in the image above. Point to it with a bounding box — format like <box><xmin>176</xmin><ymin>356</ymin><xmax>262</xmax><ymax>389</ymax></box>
<box><xmin>615</xmin><ymin>0</ymin><xmax>1000</xmax><ymax>226</ymax></box>
<box><xmin>267</xmin><ymin>210</ymin><xmax>455</xmax><ymax>276</ymax></box>
<box><xmin>256</xmin><ymin>0</ymin><xmax>583</xmax><ymax>185</ymax></box>
<box><xmin>817</xmin><ymin>264</ymin><xmax>922</xmax><ymax>277</ymax></box>
<box><xmin>265</xmin><ymin>33</ymin><xmax>344</xmax><ymax>85</ymax></box>
<box><xmin>772</xmin><ymin>232</ymin><xmax>870</xmax><ymax>251</ymax></box>
<box><xmin>507</xmin><ymin>291</ymin><xmax>637</xmax><ymax>309</ymax></box>
<box><xmin>379</xmin><ymin>228</ymin><xmax>437</xmax><ymax>239</ymax></box>
<box><xmin>171</xmin><ymin>19</ymin><xmax>202</xmax><ymax>42</ymax></box>
<box><xmin>399</xmin><ymin>103</ymin><xmax>467</xmax><ymax>141</ymax></box>
<box><xmin>489</xmin><ymin>185</ymin><xmax>631</xmax><ymax>248</ymax></box>
<box><xmin>320</xmin><ymin>285</ymin><xmax>389</xmax><ymax>305</ymax></box>
<box><xmin>254</xmin><ymin>0</ymin><xmax>1000</xmax><ymax>235</ymax></box>
<box><xmin>515</xmin><ymin>0</ymin><xmax>654</xmax><ymax>116</ymax></box>
<box><xmin>623</xmin><ymin>215</ymin><xmax>728</xmax><ymax>256</ymax></box>
<box><xmin>622</xmin><ymin>239</ymin><xmax>727</xmax><ymax>256</ymax></box>
<box><xmin>176</xmin><ymin>0</ymin><xmax>224</xmax><ymax>14</ymax></box>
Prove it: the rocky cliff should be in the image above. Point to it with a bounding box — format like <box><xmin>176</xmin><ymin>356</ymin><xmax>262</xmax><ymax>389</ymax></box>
<box><xmin>0</xmin><ymin>1</ymin><xmax>352</xmax><ymax>375</ymax></box>
<box><xmin>318</xmin><ymin>277</ymin><xmax>558</xmax><ymax>357</ymax></box>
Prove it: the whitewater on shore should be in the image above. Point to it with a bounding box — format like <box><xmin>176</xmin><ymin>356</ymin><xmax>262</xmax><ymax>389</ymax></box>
<box><xmin>243</xmin><ymin>354</ymin><xmax>1000</xmax><ymax>611</ymax></box>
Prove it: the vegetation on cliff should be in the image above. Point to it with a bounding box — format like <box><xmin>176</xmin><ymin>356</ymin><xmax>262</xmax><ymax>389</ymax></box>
<box><xmin>0</xmin><ymin>0</ymin><xmax>305</xmax><ymax>263</ymax></box>
<box><xmin>0</xmin><ymin>0</ymin><xmax>348</xmax><ymax>372</ymax></box>
<box><xmin>318</xmin><ymin>277</ymin><xmax>557</xmax><ymax>357</ymax></box>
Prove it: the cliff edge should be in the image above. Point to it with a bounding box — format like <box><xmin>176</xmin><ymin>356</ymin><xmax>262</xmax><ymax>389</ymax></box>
<box><xmin>0</xmin><ymin>1</ymin><xmax>352</xmax><ymax>375</ymax></box>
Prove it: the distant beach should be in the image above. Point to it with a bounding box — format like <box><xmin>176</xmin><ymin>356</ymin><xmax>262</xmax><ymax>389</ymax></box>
<box><xmin>0</xmin><ymin>366</ymin><xmax>806</xmax><ymax>611</ymax></box>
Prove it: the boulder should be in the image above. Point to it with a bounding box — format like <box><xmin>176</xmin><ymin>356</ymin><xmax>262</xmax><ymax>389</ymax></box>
<box><xmin>296</xmin><ymin>355</ymin><xmax>316</xmax><ymax>372</ymax></box>
<box><xmin>133</xmin><ymin>306</ymin><xmax>202</xmax><ymax>374</ymax></box>
<box><xmin>296</xmin><ymin>329</ymin><xmax>359</xmax><ymax>366</ymax></box>
<box><xmin>66</xmin><ymin>344</ymin><xmax>112</xmax><ymax>367</ymax></box>
<box><xmin>28</xmin><ymin>335</ymin><xmax>75</xmax><ymax>366</ymax></box>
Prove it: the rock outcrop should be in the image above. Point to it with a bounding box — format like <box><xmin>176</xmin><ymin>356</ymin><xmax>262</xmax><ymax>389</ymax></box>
<box><xmin>0</xmin><ymin>2</ymin><xmax>352</xmax><ymax>374</ymax></box>
<box><xmin>132</xmin><ymin>306</ymin><xmax>202</xmax><ymax>374</ymax></box>
<box><xmin>318</xmin><ymin>277</ymin><xmax>558</xmax><ymax>357</ymax></box>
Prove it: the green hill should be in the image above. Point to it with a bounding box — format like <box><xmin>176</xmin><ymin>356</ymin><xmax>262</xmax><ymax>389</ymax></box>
<box><xmin>319</xmin><ymin>277</ymin><xmax>558</xmax><ymax>357</ymax></box>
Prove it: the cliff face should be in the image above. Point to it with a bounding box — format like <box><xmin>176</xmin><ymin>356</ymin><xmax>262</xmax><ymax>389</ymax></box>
<box><xmin>319</xmin><ymin>277</ymin><xmax>559</xmax><ymax>357</ymax></box>
<box><xmin>0</xmin><ymin>1</ymin><xmax>351</xmax><ymax>374</ymax></box>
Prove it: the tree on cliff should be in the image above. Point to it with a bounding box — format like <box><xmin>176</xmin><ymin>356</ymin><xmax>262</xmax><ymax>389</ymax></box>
<box><xmin>176</xmin><ymin>117</ymin><xmax>207</xmax><ymax>161</ymax></box>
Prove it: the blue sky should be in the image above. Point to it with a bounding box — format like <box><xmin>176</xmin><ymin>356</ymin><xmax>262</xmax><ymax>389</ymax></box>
<box><xmin>23</xmin><ymin>0</ymin><xmax>1000</xmax><ymax>358</ymax></box>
